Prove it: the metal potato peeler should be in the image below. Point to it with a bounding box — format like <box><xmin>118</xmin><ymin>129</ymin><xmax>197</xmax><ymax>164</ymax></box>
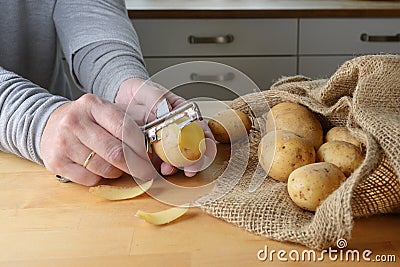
<box><xmin>140</xmin><ymin>99</ymin><xmax>203</xmax><ymax>153</ymax></box>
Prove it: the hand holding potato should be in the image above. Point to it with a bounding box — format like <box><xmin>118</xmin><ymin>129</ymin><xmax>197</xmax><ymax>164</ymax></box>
<box><xmin>118</xmin><ymin>79</ymin><xmax>216</xmax><ymax>177</ymax></box>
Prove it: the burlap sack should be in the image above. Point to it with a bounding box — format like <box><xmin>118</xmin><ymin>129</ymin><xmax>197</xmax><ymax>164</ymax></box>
<box><xmin>200</xmin><ymin>55</ymin><xmax>400</xmax><ymax>250</ymax></box>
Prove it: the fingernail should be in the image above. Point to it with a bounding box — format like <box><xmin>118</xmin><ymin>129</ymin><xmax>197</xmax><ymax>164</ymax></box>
<box><xmin>185</xmin><ymin>171</ymin><xmax>196</xmax><ymax>178</ymax></box>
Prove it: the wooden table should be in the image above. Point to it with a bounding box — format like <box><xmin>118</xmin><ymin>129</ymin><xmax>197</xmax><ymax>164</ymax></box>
<box><xmin>0</xmin><ymin>148</ymin><xmax>399</xmax><ymax>266</ymax></box>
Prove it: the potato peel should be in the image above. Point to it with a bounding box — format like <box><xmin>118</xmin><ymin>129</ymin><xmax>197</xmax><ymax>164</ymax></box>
<box><xmin>135</xmin><ymin>206</ymin><xmax>189</xmax><ymax>225</ymax></box>
<box><xmin>89</xmin><ymin>180</ymin><xmax>153</xmax><ymax>200</ymax></box>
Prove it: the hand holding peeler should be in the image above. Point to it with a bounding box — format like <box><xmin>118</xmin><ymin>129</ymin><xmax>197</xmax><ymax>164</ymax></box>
<box><xmin>56</xmin><ymin>99</ymin><xmax>202</xmax><ymax>183</ymax></box>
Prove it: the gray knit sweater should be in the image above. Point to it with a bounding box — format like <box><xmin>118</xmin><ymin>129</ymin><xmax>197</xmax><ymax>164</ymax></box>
<box><xmin>0</xmin><ymin>0</ymin><xmax>149</xmax><ymax>164</ymax></box>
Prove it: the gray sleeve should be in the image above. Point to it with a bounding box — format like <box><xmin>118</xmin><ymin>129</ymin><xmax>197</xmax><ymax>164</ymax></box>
<box><xmin>53</xmin><ymin>0</ymin><xmax>149</xmax><ymax>102</ymax></box>
<box><xmin>0</xmin><ymin>67</ymin><xmax>70</xmax><ymax>164</ymax></box>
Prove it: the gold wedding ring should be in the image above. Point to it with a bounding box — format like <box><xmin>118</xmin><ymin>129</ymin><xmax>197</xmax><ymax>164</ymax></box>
<box><xmin>83</xmin><ymin>151</ymin><xmax>96</xmax><ymax>168</ymax></box>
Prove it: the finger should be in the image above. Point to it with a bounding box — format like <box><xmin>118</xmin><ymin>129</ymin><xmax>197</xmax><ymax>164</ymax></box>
<box><xmin>76</xmin><ymin>121</ymin><xmax>130</xmax><ymax>174</ymax></box>
<box><xmin>184</xmin><ymin>157</ymin><xmax>205</xmax><ymax>177</ymax></box>
<box><xmin>150</xmin><ymin>82</ymin><xmax>185</xmax><ymax>108</ymax></box>
<box><xmin>161</xmin><ymin>162</ymin><xmax>178</xmax><ymax>176</ymax></box>
<box><xmin>126</xmin><ymin>104</ymin><xmax>155</xmax><ymax>125</ymax></box>
<box><xmin>133</xmin><ymin>81</ymin><xmax>185</xmax><ymax>115</ymax></box>
<box><xmin>89</xmin><ymin>100</ymin><xmax>149</xmax><ymax>162</ymax></box>
<box><xmin>132</xmin><ymin>81</ymin><xmax>169</xmax><ymax>113</ymax></box>
<box><xmin>80</xmin><ymin>96</ymin><xmax>149</xmax><ymax>166</ymax></box>
<box><xmin>77</xmin><ymin>120</ymin><xmax>156</xmax><ymax>180</ymax></box>
<box><xmin>198</xmin><ymin>120</ymin><xmax>215</xmax><ymax>141</ymax></box>
<box><xmin>162</xmin><ymin>90</ymin><xmax>186</xmax><ymax>109</ymax></box>
<box><xmin>58</xmin><ymin>162</ymin><xmax>102</xmax><ymax>186</ymax></box>
<box><xmin>185</xmin><ymin>171</ymin><xmax>196</xmax><ymax>178</ymax></box>
<box><xmin>66</xmin><ymin>141</ymin><xmax>123</xmax><ymax>179</ymax></box>
<box><xmin>150</xmin><ymin>153</ymin><xmax>162</xmax><ymax>172</ymax></box>
<box><xmin>80</xmin><ymin>97</ymin><xmax>151</xmax><ymax>178</ymax></box>
<box><xmin>197</xmin><ymin>120</ymin><xmax>217</xmax><ymax>158</ymax></box>
<box><xmin>204</xmin><ymin>137</ymin><xmax>217</xmax><ymax>158</ymax></box>
<box><xmin>123</xmin><ymin>144</ymin><xmax>158</xmax><ymax>181</ymax></box>
<box><xmin>122</xmin><ymin>114</ymin><xmax>149</xmax><ymax>160</ymax></box>
<box><xmin>86</xmin><ymin>95</ymin><xmax>126</xmax><ymax>141</ymax></box>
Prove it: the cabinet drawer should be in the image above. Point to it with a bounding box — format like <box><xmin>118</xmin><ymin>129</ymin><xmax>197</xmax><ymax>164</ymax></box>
<box><xmin>299</xmin><ymin>19</ymin><xmax>400</xmax><ymax>55</ymax></box>
<box><xmin>299</xmin><ymin>56</ymin><xmax>356</xmax><ymax>79</ymax></box>
<box><xmin>143</xmin><ymin>57</ymin><xmax>296</xmax><ymax>100</ymax></box>
<box><xmin>133</xmin><ymin>19</ymin><xmax>297</xmax><ymax>57</ymax></box>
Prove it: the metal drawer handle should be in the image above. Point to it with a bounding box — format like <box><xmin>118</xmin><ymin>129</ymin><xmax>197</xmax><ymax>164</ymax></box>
<box><xmin>188</xmin><ymin>34</ymin><xmax>234</xmax><ymax>44</ymax></box>
<box><xmin>190</xmin><ymin>72</ymin><xmax>235</xmax><ymax>82</ymax></box>
<box><xmin>360</xmin><ymin>33</ymin><xmax>400</xmax><ymax>42</ymax></box>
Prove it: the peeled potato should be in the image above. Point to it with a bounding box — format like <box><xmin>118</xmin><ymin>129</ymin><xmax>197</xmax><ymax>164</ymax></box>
<box><xmin>89</xmin><ymin>180</ymin><xmax>153</xmax><ymax>200</ymax></box>
<box><xmin>208</xmin><ymin>109</ymin><xmax>252</xmax><ymax>143</ymax></box>
<box><xmin>287</xmin><ymin>162</ymin><xmax>346</xmax><ymax>211</ymax></box>
<box><xmin>317</xmin><ymin>141</ymin><xmax>364</xmax><ymax>177</ymax></box>
<box><xmin>152</xmin><ymin>118</ymin><xmax>206</xmax><ymax>167</ymax></box>
<box><xmin>258</xmin><ymin>130</ymin><xmax>316</xmax><ymax>182</ymax></box>
<box><xmin>325</xmin><ymin>127</ymin><xmax>362</xmax><ymax>149</ymax></box>
<box><xmin>135</xmin><ymin>206</ymin><xmax>189</xmax><ymax>225</ymax></box>
<box><xmin>265</xmin><ymin>102</ymin><xmax>323</xmax><ymax>149</ymax></box>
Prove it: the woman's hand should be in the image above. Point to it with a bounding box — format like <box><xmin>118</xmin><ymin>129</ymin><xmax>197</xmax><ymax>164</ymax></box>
<box><xmin>40</xmin><ymin>94</ymin><xmax>157</xmax><ymax>186</ymax></box>
<box><xmin>115</xmin><ymin>78</ymin><xmax>184</xmax><ymax>124</ymax></box>
<box><xmin>40</xmin><ymin>78</ymin><xmax>216</xmax><ymax>186</ymax></box>
<box><xmin>115</xmin><ymin>78</ymin><xmax>216</xmax><ymax>177</ymax></box>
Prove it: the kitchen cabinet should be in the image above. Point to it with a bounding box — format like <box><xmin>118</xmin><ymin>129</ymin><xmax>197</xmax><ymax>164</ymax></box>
<box><xmin>143</xmin><ymin>57</ymin><xmax>296</xmax><ymax>100</ymax></box>
<box><xmin>299</xmin><ymin>19</ymin><xmax>400</xmax><ymax>55</ymax></box>
<box><xmin>133</xmin><ymin>17</ymin><xmax>400</xmax><ymax>99</ymax></box>
<box><xmin>298</xmin><ymin>56</ymin><xmax>355</xmax><ymax>79</ymax></box>
<box><xmin>133</xmin><ymin>19</ymin><xmax>297</xmax><ymax>56</ymax></box>
<box><xmin>127</xmin><ymin>0</ymin><xmax>400</xmax><ymax>98</ymax></box>
<box><xmin>298</xmin><ymin>18</ymin><xmax>400</xmax><ymax>78</ymax></box>
<box><xmin>132</xmin><ymin>19</ymin><xmax>297</xmax><ymax>100</ymax></box>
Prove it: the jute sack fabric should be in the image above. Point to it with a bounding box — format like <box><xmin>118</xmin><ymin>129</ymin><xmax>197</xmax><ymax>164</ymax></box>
<box><xmin>200</xmin><ymin>55</ymin><xmax>400</xmax><ymax>250</ymax></box>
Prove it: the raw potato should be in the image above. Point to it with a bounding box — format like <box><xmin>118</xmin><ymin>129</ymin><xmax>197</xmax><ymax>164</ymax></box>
<box><xmin>287</xmin><ymin>162</ymin><xmax>346</xmax><ymax>211</ymax></box>
<box><xmin>208</xmin><ymin>109</ymin><xmax>252</xmax><ymax>143</ymax></box>
<box><xmin>317</xmin><ymin>141</ymin><xmax>364</xmax><ymax>177</ymax></box>
<box><xmin>135</xmin><ymin>206</ymin><xmax>189</xmax><ymax>225</ymax></box>
<box><xmin>152</xmin><ymin>119</ymin><xmax>206</xmax><ymax>167</ymax></box>
<box><xmin>265</xmin><ymin>102</ymin><xmax>323</xmax><ymax>149</ymax></box>
<box><xmin>258</xmin><ymin>130</ymin><xmax>316</xmax><ymax>182</ymax></box>
<box><xmin>325</xmin><ymin>127</ymin><xmax>362</xmax><ymax>149</ymax></box>
<box><xmin>89</xmin><ymin>180</ymin><xmax>153</xmax><ymax>200</ymax></box>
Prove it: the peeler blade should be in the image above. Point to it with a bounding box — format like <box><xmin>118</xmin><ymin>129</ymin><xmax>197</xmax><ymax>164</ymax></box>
<box><xmin>140</xmin><ymin>100</ymin><xmax>203</xmax><ymax>153</ymax></box>
<box><xmin>156</xmin><ymin>99</ymin><xmax>171</xmax><ymax>119</ymax></box>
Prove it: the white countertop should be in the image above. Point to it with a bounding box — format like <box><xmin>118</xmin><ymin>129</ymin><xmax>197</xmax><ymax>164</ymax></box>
<box><xmin>125</xmin><ymin>0</ymin><xmax>400</xmax><ymax>10</ymax></box>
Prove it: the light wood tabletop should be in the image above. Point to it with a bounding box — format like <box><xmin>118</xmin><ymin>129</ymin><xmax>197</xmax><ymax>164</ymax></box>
<box><xmin>0</xmin><ymin>147</ymin><xmax>399</xmax><ymax>266</ymax></box>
